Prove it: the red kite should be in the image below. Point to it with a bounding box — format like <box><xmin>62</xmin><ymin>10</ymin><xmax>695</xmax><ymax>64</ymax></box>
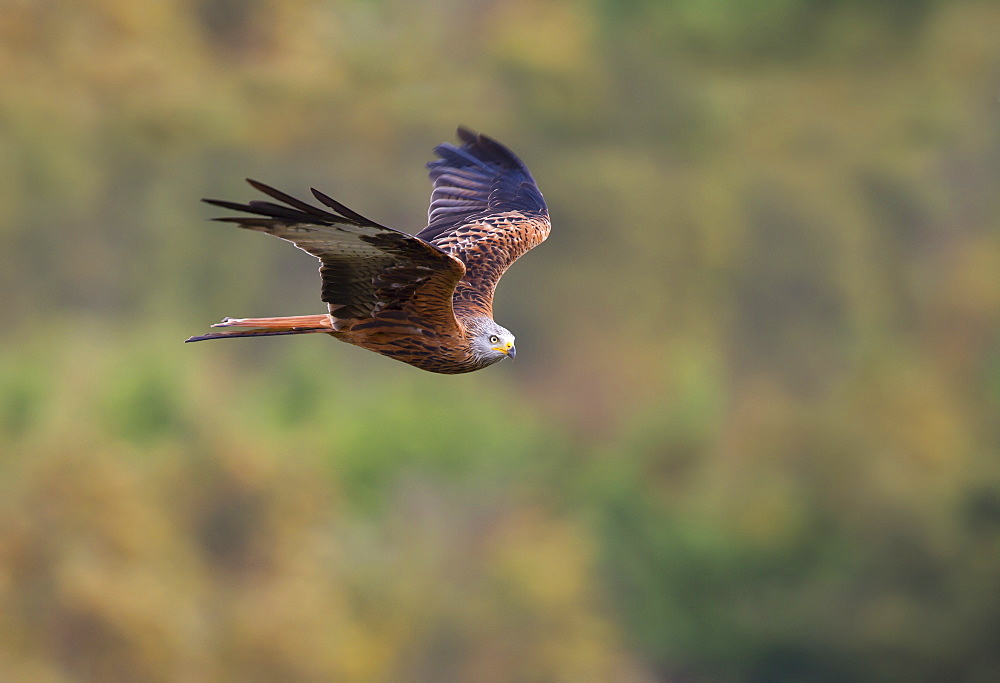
<box><xmin>187</xmin><ymin>128</ymin><xmax>550</xmax><ymax>374</ymax></box>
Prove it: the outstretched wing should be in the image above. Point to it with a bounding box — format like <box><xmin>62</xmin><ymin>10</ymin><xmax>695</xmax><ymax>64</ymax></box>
<box><xmin>204</xmin><ymin>180</ymin><xmax>466</xmax><ymax>336</ymax></box>
<box><xmin>419</xmin><ymin>128</ymin><xmax>550</xmax><ymax>316</ymax></box>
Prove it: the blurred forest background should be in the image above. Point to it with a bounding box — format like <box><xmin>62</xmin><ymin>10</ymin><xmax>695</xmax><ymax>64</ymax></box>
<box><xmin>1</xmin><ymin>0</ymin><xmax>999</xmax><ymax>680</ymax></box>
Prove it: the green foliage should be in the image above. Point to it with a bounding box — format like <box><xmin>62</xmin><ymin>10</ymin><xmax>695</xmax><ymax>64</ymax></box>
<box><xmin>1</xmin><ymin>0</ymin><xmax>999</xmax><ymax>679</ymax></box>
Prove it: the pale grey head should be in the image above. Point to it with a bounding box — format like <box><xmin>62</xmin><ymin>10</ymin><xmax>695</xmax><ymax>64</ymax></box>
<box><xmin>467</xmin><ymin>318</ymin><xmax>516</xmax><ymax>365</ymax></box>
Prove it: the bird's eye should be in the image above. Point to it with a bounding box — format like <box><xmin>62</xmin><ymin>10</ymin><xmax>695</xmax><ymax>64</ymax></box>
<box><xmin>488</xmin><ymin>335</ymin><xmax>499</xmax><ymax>344</ymax></box>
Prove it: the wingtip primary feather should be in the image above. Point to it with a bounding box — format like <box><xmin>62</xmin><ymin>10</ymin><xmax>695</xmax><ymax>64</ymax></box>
<box><xmin>309</xmin><ymin>187</ymin><xmax>385</xmax><ymax>227</ymax></box>
<box><xmin>202</xmin><ymin>198</ymin><xmax>251</xmax><ymax>212</ymax></box>
<box><xmin>456</xmin><ymin>126</ymin><xmax>478</xmax><ymax>143</ymax></box>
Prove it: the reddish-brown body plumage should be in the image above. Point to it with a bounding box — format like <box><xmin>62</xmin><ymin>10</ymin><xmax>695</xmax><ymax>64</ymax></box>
<box><xmin>187</xmin><ymin>128</ymin><xmax>550</xmax><ymax>374</ymax></box>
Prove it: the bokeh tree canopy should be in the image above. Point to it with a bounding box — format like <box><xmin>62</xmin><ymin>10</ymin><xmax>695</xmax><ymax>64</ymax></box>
<box><xmin>1</xmin><ymin>0</ymin><xmax>999</xmax><ymax>679</ymax></box>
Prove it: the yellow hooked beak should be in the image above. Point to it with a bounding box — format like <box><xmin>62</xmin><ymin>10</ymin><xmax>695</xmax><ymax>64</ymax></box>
<box><xmin>492</xmin><ymin>342</ymin><xmax>516</xmax><ymax>360</ymax></box>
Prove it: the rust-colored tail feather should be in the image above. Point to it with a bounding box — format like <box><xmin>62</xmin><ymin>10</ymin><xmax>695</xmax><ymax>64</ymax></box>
<box><xmin>185</xmin><ymin>315</ymin><xmax>332</xmax><ymax>343</ymax></box>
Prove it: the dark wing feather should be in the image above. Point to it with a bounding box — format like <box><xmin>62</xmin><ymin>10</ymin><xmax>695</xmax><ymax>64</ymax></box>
<box><xmin>420</xmin><ymin>127</ymin><xmax>547</xmax><ymax>243</ymax></box>
<box><xmin>204</xmin><ymin>180</ymin><xmax>465</xmax><ymax>334</ymax></box>
<box><xmin>419</xmin><ymin>128</ymin><xmax>551</xmax><ymax>316</ymax></box>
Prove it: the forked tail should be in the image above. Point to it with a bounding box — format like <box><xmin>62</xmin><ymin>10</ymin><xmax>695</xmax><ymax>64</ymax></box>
<box><xmin>185</xmin><ymin>315</ymin><xmax>333</xmax><ymax>343</ymax></box>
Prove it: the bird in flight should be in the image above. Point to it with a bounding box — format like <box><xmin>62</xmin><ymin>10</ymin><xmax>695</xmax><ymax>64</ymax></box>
<box><xmin>187</xmin><ymin>127</ymin><xmax>550</xmax><ymax>374</ymax></box>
